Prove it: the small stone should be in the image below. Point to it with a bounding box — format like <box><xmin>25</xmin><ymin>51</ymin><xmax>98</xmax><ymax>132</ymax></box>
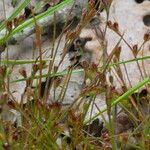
<box><xmin>116</xmin><ymin>112</ymin><xmax>133</xmax><ymax>134</ymax></box>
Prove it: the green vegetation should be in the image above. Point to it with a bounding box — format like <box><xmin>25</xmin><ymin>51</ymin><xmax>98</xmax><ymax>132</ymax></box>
<box><xmin>0</xmin><ymin>0</ymin><xmax>149</xmax><ymax>149</ymax></box>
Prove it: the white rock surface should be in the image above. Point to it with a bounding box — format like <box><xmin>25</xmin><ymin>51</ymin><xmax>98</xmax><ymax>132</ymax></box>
<box><xmin>0</xmin><ymin>0</ymin><xmax>150</xmax><ymax>121</ymax></box>
<box><xmin>105</xmin><ymin>0</ymin><xmax>150</xmax><ymax>88</ymax></box>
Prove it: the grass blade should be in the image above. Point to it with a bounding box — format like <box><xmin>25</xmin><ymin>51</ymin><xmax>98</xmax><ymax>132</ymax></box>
<box><xmin>0</xmin><ymin>0</ymin><xmax>72</xmax><ymax>43</ymax></box>
<box><xmin>0</xmin><ymin>59</ymin><xmax>51</xmax><ymax>65</ymax></box>
<box><xmin>85</xmin><ymin>77</ymin><xmax>150</xmax><ymax>124</ymax></box>
<box><xmin>11</xmin><ymin>55</ymin><xmax>150</xmax><ymax>83</ymax></box>
<box><xmin>0</xmin><ymin>0</ymin><xmax>30</xmax><ymax>31</ymax></box>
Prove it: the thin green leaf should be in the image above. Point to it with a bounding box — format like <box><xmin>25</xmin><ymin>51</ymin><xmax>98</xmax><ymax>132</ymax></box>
<box><xmin>109</xmin><ymin>55</ymin><xmax>150</xmax><ymax>67</ymax></box>
<box><xmin>144</xmin><ymin>116</ymin><xmax>150</xmax><ymax>139</ymax></box>
<box><xmin>11</xmin><ymin>68</ymin><xmax>83</xmax><ymax>83</ymax></box>
<box><xmin>11</xmin><ymin>55</ymin><xmax>150</xmax><ymax>83</ymax></box>
<box><xmin>0</xmin><ymin>0</ymin><xmax>30</xmax><ymax>31</ymax></box>
<box><xmin>85</xmin><ymin>77</ymin><xmax>150</xmax><ymax>124</ymax></box>
<box><xmin>0</xmin><ymin>59</ymin><xmax>51</xmax><ymax>65</ymax></box>
<box><xmin>0</xmin><ymin>0</ymin><xmax>72</xmax><ymax>43</ymax></box>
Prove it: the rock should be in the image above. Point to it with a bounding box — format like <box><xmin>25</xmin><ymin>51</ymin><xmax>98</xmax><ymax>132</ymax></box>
<box><xmin>116</xmin><ymin>112</ymin><xmax>133</xmax><ymax>134</ymax></box>
<box><xmin>0</xmin><ymin>0</ymin><xmax>150</xmax><ymax>124</ymax></box>
<box><xmin>84</xmin><ymin>118</ymin><xmax>104</xmax><ymax>137</ymax></box>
